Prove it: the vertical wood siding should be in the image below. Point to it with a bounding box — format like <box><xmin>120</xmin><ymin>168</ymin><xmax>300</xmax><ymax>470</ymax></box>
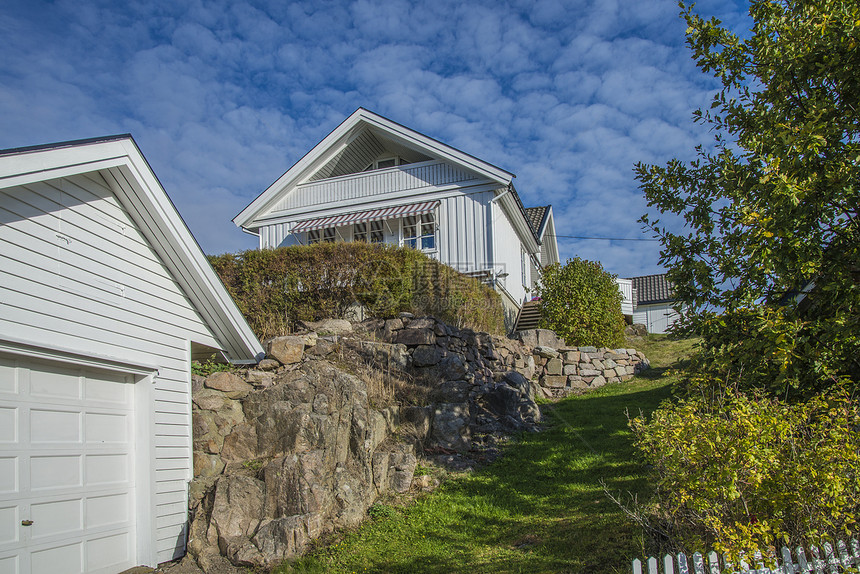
<box><xmin>309</xmin><ymin>129</ymin><xmax>385</xmax><ymax>181</ymax></box>
<box><xmin>436</xmin><ymin>191</ymin><xmax>493</xmax><ymax>272</ymax></box>
<box><xmin>0</xmin><ymin>172</ymin><xmax>218</xmax><ymax>563</ymax></box>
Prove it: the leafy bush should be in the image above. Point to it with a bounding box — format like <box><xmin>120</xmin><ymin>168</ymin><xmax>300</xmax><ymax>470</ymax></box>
<box><xmin>631</xmin><ymin>387</ymin><xmax>860</xmax><ymax>560</ymax></box>
<box><xmin>684</xmin><ymin>307</ymin><xmax>858</xmax><ymax>402</ymax></box>
<box><xmin>534</xmin><ymin>257</ymin><xmax>626</xmax><ymax>348</ymax></box>
<box><xmin>209</xmin><ymin>242</ymin><xmax>505</xmax><ymax>339</ymax></box>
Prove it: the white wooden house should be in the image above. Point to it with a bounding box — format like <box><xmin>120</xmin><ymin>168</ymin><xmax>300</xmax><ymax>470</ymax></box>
<box><xmin>0</xmin><ymin>136</ymin><xmax>264</xmax><ymax>573</ymax></box>
<box><xmin>234</xmin><ymin>108</ymin><xmax>560</xmax><ymax>327</ymax></box>
<box><xmin>629</xmin><ymin>273</ymin><xmax>682</xmax><ymax>334</ymax></box>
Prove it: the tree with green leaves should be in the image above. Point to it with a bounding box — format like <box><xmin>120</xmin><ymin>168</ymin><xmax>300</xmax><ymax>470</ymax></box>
<box><xmin>637</xmin><ymin>0</ymin><xmax>860</xmax><ymax>398</ymax></box>
<box><xmin>535</xmin><ymin>257</ymin><xmax>626</xmax><ymax>348</ymax></box>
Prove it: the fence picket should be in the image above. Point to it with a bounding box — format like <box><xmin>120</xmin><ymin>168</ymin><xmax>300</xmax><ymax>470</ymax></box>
<box><xmin>707</xmin><ymin>551</ymin><xmax>720</xmax><ymax>574</ymax></box>
<box><xmin>797</xmin><ymin>546</ymin><xmax>812</xmax><ymax>573</ymax></box>
<box><xmin>678</xmin><ymin>552</ymin><xmax>690</xmax><ymax>574</ymax></box>
<box><xmin>810</xmin><ymin>545</ymin><xmax>825</xmax><ymax>574</ymax></box>
<box><xmin>836</xmin><ymin>540</ymin><xmax>850</xmax><ymax>569</ymax></box>
<box><xmin>692</xmin><ymin>552</ymin><xmax>706</xmax><ymax>574</ymax></box>
<box><xmin>635</xmin><ymin>540</ymin><xmax>859</xmax><ymax>574</ymax></box>
<box><xmin>664</xmin><ymin>554</ymin><xmax>676</xmax><ymax>574</ymax></box>
<box><xmin>824</xmin><ymin>542</ymin><xmax>838</xmax><ymax>574</ymax></box>
<box><xmin>781</xmin><ymin>546</ymin><xmax>796</xmax><ymax>574</ymax></box>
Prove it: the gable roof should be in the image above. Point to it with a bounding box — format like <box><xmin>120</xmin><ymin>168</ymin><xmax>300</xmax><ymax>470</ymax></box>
<box><xmin>630</xmin><ymin>274</ymin><xmax>676</xmax><ymax>305</ymax></box>
<box><xmin>234</xmin><ymin>108</ymin><xmax>518</xmax><ymax>229</ymax></box>
<box><xmin>0</xmin><ymin>135</ymin><xmax>264</xmax><ymax>363</ymax></box>
<box><xmin>525</xmin><ymin>206</ymin><xmax>550</xmax><ymax>237</ymax></box>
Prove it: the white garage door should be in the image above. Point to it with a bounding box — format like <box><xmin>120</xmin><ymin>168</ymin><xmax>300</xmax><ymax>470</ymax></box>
<box><xmin>0</xmin><ymin>356</ymin><xmax>136</xmax><ymax>574</ymax></box>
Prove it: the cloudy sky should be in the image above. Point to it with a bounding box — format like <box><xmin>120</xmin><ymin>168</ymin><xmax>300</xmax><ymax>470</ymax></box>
<box><xmin>1</xmin><ymin>0</ymin><xmax>751</xmax><ymax>277</ymax></box>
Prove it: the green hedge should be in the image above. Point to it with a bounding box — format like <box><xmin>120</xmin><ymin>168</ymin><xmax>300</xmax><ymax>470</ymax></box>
<box><xmin>209</xmin><ymin>243</ymin><xmax>505</xmax><ymax>340</ymax></box>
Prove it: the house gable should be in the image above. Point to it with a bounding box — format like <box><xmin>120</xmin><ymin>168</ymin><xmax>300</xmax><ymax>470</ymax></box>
<box><xmin>0</xmin><ymin>136</ymin><xmax>264</xmax><ymax>363</ymax></box>
<box><xmin>308</xmin><ymin>127</ymin><xmax>433</xmax><ymax>181</ymax></box>
<box><xmin>234</xmin><ymin>108</ymin><xmax>516</xmax><ymax>230</ymax></box>
<box><xmin>0</xmin><ymin>135</ymin><xmax>264</xmax><ymax>570</ymax></box>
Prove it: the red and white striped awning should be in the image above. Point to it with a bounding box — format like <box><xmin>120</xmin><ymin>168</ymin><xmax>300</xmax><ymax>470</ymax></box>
<box><xmin>290</xmin><ymin>201</ymin><xmax>439</xmax><ymax>233</ymax></box>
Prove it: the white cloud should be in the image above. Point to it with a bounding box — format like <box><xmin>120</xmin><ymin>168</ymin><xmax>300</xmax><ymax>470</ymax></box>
<box><xmin>0</xmin><ymin>0</ymin><xmax>752</xmax><ymax>277</ymax></box>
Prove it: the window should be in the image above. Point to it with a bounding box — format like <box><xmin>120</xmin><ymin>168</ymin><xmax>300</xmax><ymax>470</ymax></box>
<box><xmin>403</xmin><ymin>213</ymin><xmax>435</xmax><ymax>251</ymax></box>
<box><xmin>521</xmin><ymin>250</ymin><xmax>529</xmax><ymax>287</ymax></box>
<box><xmin>363</xmin><ymin>156</ymin><xmax>410</xmax><ymax>171</ymax></box>
<box><xmin>308</xmin><ymin>227</ymin><xmax>335</xmax><ymax>244</ymax></box>
<box><xmin>354</xmin><ymin>220</ymin><xmax>384</xmax><ymax>243</ymax></box>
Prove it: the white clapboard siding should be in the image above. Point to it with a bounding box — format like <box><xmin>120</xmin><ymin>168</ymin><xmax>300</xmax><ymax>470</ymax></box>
<box><xmin>633</xmin><ymin>539</ymin><xmax>860</xmax><ymax>574</ymax></box>
<box><xmin>0</xmin><ymin>172</ymin><xmax>224</xmax><ymax>563</ymax></box>
<box><xmin>0</xmin><ymin>188</ymin><xmax>223</xmax><ymax>330</ymax></box>
<box><xmin>272</xmin><ymin>160</ymin><xmax>479</xmax><ymax>213</ymax></box>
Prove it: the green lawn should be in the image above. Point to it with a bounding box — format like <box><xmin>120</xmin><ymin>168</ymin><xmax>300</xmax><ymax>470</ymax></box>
<box><xmin>278</xmin><ymin>336</ymin><xmax>696</xmax><ymax>574</ymax></box>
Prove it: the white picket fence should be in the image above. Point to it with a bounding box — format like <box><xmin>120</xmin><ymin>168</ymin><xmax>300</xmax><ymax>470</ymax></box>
<box><xmin>633</xmin><ymin>539</ymin><xmax>860</xmax><ymax>574</ymax></box>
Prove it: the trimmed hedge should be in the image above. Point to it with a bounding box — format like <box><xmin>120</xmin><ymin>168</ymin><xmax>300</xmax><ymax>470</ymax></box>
<box><xmin>209</xmin><ymin>243</ymin><xmax>505</xmax><ymax>339</ymax></box>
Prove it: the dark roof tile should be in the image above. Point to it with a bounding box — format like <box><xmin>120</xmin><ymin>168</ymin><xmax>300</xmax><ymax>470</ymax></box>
<box><xmin>630</xmin><ymin>274</ymin><xmax>675</xmax><ymax>305</ymax></box>
<box><xmin>524</xmin><ymin>205</ymin><xmax>550</xmax><ymax>236</ymax></box>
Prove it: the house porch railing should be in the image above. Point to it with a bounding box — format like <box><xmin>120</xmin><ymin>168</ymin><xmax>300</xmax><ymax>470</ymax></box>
<box><xmin>273</xmin><ymin>160</ymin><xmax>482</xmax><ymax>212</ymax></box>
<box><xmin>633</xmin><ymin>539</ymin><xmax>860</xmax><ymax>574</ymax></box>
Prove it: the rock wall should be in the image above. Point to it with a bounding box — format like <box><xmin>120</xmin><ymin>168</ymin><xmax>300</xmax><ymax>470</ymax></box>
<box><xmin>182</xmin><ymin>317</ymin><xmax>647</xmax><ymax>572</ymax></box>
<box><xmin>187</xmin><ymin>343</ymin><xmax>414</xmax><ymax>571</ymax></box>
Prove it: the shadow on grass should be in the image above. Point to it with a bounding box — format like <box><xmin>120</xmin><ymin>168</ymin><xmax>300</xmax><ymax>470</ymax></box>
<box><xmin>283</xmin><ymin>380</ymin><xmax>674</xmax><ymax>574</ymax></box>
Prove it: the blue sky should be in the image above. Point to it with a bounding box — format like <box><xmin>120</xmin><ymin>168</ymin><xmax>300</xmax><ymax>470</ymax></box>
<box><xmin>1</xmin><ymin>0</ymin><xmax>751</xmax><ymax>277</ymax></box>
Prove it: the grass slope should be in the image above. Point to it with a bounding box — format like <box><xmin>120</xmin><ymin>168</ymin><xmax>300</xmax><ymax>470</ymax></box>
<box><xmin>279</xmin><ymin>336</ymin><xmax>697</xmax><ymax>574</ymax></box>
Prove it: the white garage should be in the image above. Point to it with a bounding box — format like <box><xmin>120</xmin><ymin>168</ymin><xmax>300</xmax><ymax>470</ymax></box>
<box><xmin>0</xmin><ymin>136</ymin><xmax>264</xmax><ymax>572</ymax></box>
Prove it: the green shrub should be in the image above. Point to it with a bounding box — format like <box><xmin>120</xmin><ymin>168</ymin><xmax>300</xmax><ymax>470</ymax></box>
<box><xmin>681</xmin><ymin>306</ymin><xmax>859</xmax><ymax>402</ymax></box>
<box><xmin>534</xmin><ymin>257</ymin><xmax>626</xmax><ymax>348</ymax></box>
<box><xmin>191</xmin><ymin>355</ymin><xmax>236</xmax><ymax>376</ymax></box>
<box><xmin>209</xmin><ymin>242</ymin><xmax>505</xmax><ymax>339</ymax></box>
<box><xmin>631</xmin><ymin>387</ymin><xmax>860</xmax><ymax>560</ymax></box>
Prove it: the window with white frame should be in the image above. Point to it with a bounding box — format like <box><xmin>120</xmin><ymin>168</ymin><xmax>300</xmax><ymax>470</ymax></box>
<box><xmin>363</xmin><ymin>156</ymin><xmax>410</xmax><ymax>171</ymax></box>
<box><xmin>308</xmin><ymin>227</ymin><xmax>336</xmax><ymax>244</ymax></box>
<box><xmin>402</xmin><ymin>213</ymin><xmax>435</xmax><ymax>251</ymax></box>
<box><xmin>521</xmin><ymin>249</ymin><xmax>528</xmax><ymax>287</ymax></box>
<box><xmin>354</xmin><ymin>220</ymin><xmax>384</xmax><ymax>243</ymax></box>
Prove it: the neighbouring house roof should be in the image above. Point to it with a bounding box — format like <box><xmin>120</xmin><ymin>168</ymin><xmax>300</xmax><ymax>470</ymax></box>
<box><xmin>234</xmin><ymin>107</ymin><xmax>542</xmax><ymax>246</ymax></box>
<box><xmin>524</xmin><ymin>205</ymin><xmax>550</xmax><ymax>237</ymax></box>
<box><xmin>630</xmin><ymin>273</ymin><xmax>676</xmax><ymax>305</ymax></box>
<box><xmin>0</xmin><ymin>135</ymin><xmax>265</xmax><ymax>363</ymax></box>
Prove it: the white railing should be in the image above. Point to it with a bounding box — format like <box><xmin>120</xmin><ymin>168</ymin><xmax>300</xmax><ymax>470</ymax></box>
<box><xmin>633</xmin><ymin>539</ymin><xmax>860</xmax><ymax>574</ymax></box>
<box><xmin>273</xmin><ymin>160</ymin><xmax>480</xmax><ymax>212</ymax></box>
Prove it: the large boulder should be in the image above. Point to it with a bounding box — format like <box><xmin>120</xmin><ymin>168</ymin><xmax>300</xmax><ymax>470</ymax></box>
<box><xmin>431</xmin><ymin>403</ymin><xmax>471</xmax><ymax>451</ymax></box>
<box><xmin>266</xmin><ymin>336</ymin><xmax>305</xmax><ymax>364</ymax></box>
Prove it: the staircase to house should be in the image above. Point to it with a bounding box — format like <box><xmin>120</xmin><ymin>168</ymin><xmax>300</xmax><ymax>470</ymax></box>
<box><xmin>513</xmin><ymin>299</ymin><xmax>541</xmax><ymax>332</ymax></box>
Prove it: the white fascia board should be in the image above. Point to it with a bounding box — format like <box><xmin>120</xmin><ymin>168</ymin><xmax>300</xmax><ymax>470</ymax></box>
<box><xmin>0</xmin><ymin>137</ymin><xmax>264</xmax><ymax>363</ymax></box>
<box><xmin>0</xmin><ymin>144</ymin><xmax>128</xmax><ymax>190</ymax></box>
<box><xmin>498</xmin><ymin>192</ymin><xmax>540</xmax><ymax>253</ymax></box>
<box><xmin>234</xmin><ymin>108</ymin><xmax>516</xmax><ymax>229</ymax></box>
<box><xmin>233</xmin><ymin>114</ymin><xmax>363</xmax><ymax>228</ymax></box>
<box><xmin>542</xmin><ymin>208</ymin><xmax>560</xmax><ymax>266</ymax></box>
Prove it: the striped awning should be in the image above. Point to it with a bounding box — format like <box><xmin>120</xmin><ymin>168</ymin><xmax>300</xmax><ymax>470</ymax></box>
<box><xmin>290</xmin><ymin>201</ymin><xmax>440</xmax><ymax>233</ymax></box>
